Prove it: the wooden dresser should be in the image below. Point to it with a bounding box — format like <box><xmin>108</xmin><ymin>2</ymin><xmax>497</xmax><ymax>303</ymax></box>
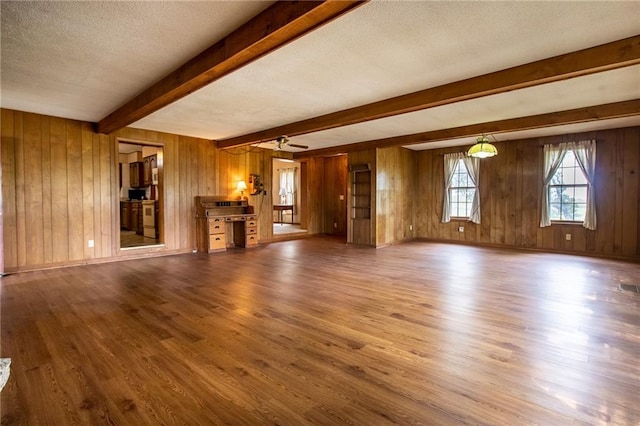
<box><xmin>195</xmin><ymin>196</ymin><xmax>258</xmax><ymax>253</ymax></box>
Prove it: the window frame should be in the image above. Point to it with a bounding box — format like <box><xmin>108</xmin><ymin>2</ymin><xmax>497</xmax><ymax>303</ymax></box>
<box><xmin>547</xmin><ymin>150</ymin><xmax>588</xmax><ymax>224</ymax></box>
<box><xmin>448</xmin><ymin>159</ymin><xmax>476</xmax><ymax>219</ymax></box>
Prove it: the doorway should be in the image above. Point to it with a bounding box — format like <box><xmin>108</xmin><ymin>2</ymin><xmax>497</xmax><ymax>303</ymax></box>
<box><xmin>272</xmin><ymin>158</ymin><xmax>306</xmax><ymax>237</ymax></box>
<box><xmin>118</xmin><ymin>141</ymin><xmax>163</xmax><ymax>249</ymax></box>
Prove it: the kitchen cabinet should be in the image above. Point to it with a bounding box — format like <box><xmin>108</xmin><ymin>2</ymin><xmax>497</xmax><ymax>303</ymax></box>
<box><xmin>121</xmin><ymin>202</ymin><xmax>130</xmax><ymax>230</ymax></box>
<box><xmin>143</xmin><ymin>154</ymin><xmax>157</xmax><ymax>186</ymax></box>
<box><xmin>132</xmin><ymin>201</ymin><xmax>142</xmax><ymax>235</ymax></box>
<box><xmin>120</xmin><ymin>201</ymin><xmax>143</xmax><ymax>233</ymax></box>
<box><xmin>129</xmin><ymin>162</ymin><xmax>144</xmax><ymax>188</ymax></box>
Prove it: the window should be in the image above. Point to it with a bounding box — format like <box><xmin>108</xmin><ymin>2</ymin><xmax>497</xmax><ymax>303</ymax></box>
<box><xmin>442</xmin><ymin>153</ymin><xmax>480</xmax><ymax>224</ymax></box>
<box><xmin>540</xmin><ymin>140</ymin><xmax>596</xmax><ymax>230</ymax></box>
<box><xmin>279</xmin><ymin>167</ymin><xmax>297</xmax><ymax>205</ymax></box>
<box><xmin>450</xmin><ymin>159</ymin><xmax>476</xmax><ymax>218</ymax></box>
<box><xmin>548</xmin><ymin>150</ymin><xmax>587</xmax><ymax>221</ymax></box>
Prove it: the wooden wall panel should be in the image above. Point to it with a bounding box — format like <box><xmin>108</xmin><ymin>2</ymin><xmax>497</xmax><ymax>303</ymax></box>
<box><xmin>3</xmin><ymin>107</ymin><xmax>637</xmax><ymax>271</ymax></box>
<box><xmin>377</xmin><ymin>146</ymin><xmax>417</xmax><ymax>246</ymax></box>
<box><xmin>218</xmin><ymin>147</ymin><xmax>273</xmax><ymax>243</ymax></box>
<box><xmin>23</xmin><ymin>113</ymin><xmax>44</xmax><ymax>266</ymax></box>
<box><xmin>114</xmin><ymin>128</ymin><xmax>221</xmax><ymax>253</ymax></box>
<box><xmin>304</xmin><ymin>157</ymin><xmax>325</xmax><ymax>235</ymax></box>
<box><xmin>66</xmin><ymin>120</ymin><xmax>84</xmax><ymax>261</ymax></box>
<box><xmin>1</xmin><ymin>109</ymin><xmax>17</xmax><ymax>269</ymax></box>
<box><xmin>41</xmin><ymin>116</ymin><xmax>53</xmax><ymax>264</ymax></box>
<box><xmin>620</xmin><ymin>127</ymin><xmax>639</xmax><ymax>257</ymax></box>
<box><xmin>1</xmin><ymin>109</ymin><xmax>230</xmax><ymax>272</ymax></box>
<box><xmin>322</xmin><ymin>156</ymin><xmax>348</xmax><ymax>236</ymax></box>
<box><xmin>416</xmin><ymin>127</ymin><xmax>640</xmax><ymax>260</ymax></box>
<box><xmin>49</xmin><ymin>117</ymin><xmax>70</xmax><ymax>264</ymax></box>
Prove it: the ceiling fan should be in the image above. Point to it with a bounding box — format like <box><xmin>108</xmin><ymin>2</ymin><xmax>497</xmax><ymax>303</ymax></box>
<box><xmin>273</xmin><ymin>136</ymin><xmax>308</xmax><ymax>151</ymax></box>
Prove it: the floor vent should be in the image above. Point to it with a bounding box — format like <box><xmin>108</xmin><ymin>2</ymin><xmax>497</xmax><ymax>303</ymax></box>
<box><xmin>619</xmin><ymin>284</ymin><xmax>640</xmax><ymax>293</ymax></box>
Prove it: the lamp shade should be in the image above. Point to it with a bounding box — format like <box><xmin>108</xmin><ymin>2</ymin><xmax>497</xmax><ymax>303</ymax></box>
<box><xmin>468</xmin><ymin>135</ymin><xmax>498</xmax><ymax>158</ymax></box>
<box><xmin>237</xmin><ymin>180</ymin><xmax>248</xmax><ymax>191</ymax></box>
<box><xmin>278</xmin><ymin>188</ymin><xmax>287</xmax><ymax>196</ymax></box>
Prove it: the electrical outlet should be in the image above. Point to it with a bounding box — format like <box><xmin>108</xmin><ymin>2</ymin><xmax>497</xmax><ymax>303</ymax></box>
<box><xmin>458</xmin><ymin>226</ymin><xmax>464</xmax><ymax>233</ymax></box>
<box><xmin>409</xmin><ymin>225</ymin><xmax>413</xmax><ymax>231</ymax></box>
<box><xmin>88</xmin><ymin>239</ymin><xmax>94</xmax><ymax>248</ymax></box>
<box><xmin>339</xmin><ymin>194</ymin><xmax>344</xmax><ymax>201</ymax></box>
<box><xmin>565</xmin><ymin>234</ymin><xmax>572</xmax><ymax>241</ymax></box>
<box><xmin>334</xmin><ymin>222</ymin><xmax>338</xmax><ymax>228</ymax></box>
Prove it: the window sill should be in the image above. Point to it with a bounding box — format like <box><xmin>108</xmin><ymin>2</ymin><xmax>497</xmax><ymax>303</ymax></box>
<box><xmin>550</xmin><ymin>220</ymin><xmax>583</xmax><ymax>226</ymax></box>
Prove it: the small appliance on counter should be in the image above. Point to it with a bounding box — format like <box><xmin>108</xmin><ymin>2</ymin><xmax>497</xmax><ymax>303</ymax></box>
<box><xmin>128</xmin><ymin>189</ymin><xmax>146</xmax><ymax>200</ymax></box>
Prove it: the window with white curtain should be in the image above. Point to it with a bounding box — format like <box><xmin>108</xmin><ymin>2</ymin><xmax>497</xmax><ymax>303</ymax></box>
<box><xmin>548</xmin><ymin>151</ymin><xmax>588</xmax><ymax>221</ymax></box>
<box><xmin>279</xmin><ymin>167</ymin><xmax>297</xmax><ymax>205</ymax></box>
<box><xmin>450</xmin><ymin>159</ymin><xmax>476</xmax><ymax>218</ymax></box>
<box><xmin>442</xmin><ymin>153</ymin><xmax>481</xmax><ymax>224</ymax></box>
<box><xmin>540</xmin><ymin>140</ymin><xmax>596</xmax><ymax>230</ymax></box>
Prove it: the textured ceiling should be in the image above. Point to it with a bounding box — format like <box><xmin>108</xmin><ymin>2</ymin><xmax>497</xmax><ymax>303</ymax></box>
<box><xmin>1</xmin><ymin>1</ymin><xmax>639</xmax><ymax>152</ymax></box>
<box><xmin>0</xmin><ymin>1</ymin><xmax>271</xmax><ymax>121</ymax></box>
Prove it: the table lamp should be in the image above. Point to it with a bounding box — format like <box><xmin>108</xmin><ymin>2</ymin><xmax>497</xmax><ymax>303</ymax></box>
<box><xmin>237</xmin><ymin>180</ymin><xmax>248</xmax><ymax>200</ymax></box>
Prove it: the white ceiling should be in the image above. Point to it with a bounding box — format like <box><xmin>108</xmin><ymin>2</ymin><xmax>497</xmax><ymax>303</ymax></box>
<box><xmin>1</xmin><ymin>1</ymin><xmax>639</xmax><ymax>153</ymax></box>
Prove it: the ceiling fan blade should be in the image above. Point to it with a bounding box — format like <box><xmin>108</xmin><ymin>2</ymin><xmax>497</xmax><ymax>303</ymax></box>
<box><xmin>287</xmin><ymin>143</ymin><xmax>309</xmax><ymax>149</ymax></box>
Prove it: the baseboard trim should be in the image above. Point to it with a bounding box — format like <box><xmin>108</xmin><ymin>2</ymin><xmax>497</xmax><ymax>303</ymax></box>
<box><xmin>415</xmin><ymin>237</ymin><xmax>640</xmax><ymax>263</ymax></box>
<box><xmin>2</xmin><ymin>248</ymin><xmax>194</xmax><ymax>274</ymax></box>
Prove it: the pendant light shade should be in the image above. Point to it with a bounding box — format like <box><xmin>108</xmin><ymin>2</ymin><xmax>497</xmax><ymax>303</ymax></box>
<box><xmin>468</xmin><ymin>135</ymin><xmax>498</xmax><ymax>158</ymax></box>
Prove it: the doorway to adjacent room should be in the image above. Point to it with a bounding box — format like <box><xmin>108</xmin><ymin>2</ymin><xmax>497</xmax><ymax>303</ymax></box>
<box><xmin>272</xmin><ymin>158</ymin><xmax>307</xmax><ymax>238</ymax></box>
<box><xmin>118</xmin><ymin>140</ymin><xmax>164</xmax><ymax>249</ymax></box>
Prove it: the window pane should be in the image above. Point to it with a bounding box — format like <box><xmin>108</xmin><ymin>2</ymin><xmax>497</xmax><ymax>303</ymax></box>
<box><xmin>451</xmin><ymin>189</ymin><xmax>459</xmax><ymax>202</ymax></box>
<box><xmin>561</xmin><ymin>202</ymin><xmax>574</xmax><ymax>221</ymax></box>
<box><xmin>574</xmin><ymin>167</ymin><xmax>588</xmax><ymax>184</ymax></box>
<box><xmin>551</xmin><ymin>168</ymin><xmax>564</xmax><ymax>185</ymax></box>
<box><xmin>461</xmin><ymin>203</ymin><xmax>471</xmax><ymax>217</ymax></box>
<box><xmin>562</xmin><ymin>151</ymin><xmax>577</xmax><ymax>167</ymax></box>
<box><xmin>574</xmin><ymin>203</ymin><xmax>586</xmax><ymax>221</ymax></box>
<box><xmin>574</xmin><ymin>186</ymin><xmax>587</xmax><ymax>203</ymax></box>
<box><xmin>451</xmin><ymin>171</ymin><xmax>460</xmax><ymax>187</ymax></box>
<box><xmin>549</xmin><ymin>187</ymin><xmax>563</xmax><ymax>203</ymax></box>
<box><xmin>563</xmin><ymin>167</ymin><xmax>576</xmax><ymax>184</ymax></box>
<box><xmin>562</xmin><ymin>185</ymin><xmax>575</xmax><ymax>202</ymax></box>
<box><xmin>549</xmin><ymin>203</ymin><xmax>561</xmax><ymax>220</ymax></box>
<box><xmin>465</xmin><ymin>189</ymin><xmax>475</xmax><ymax>202</ymax></box>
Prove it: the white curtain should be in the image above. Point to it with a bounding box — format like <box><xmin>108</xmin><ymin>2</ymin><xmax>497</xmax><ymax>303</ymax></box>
<box><xmin>570</xmin><ymin>140</ymin><xmax>597</xmax><ymax>230</ymax></box>
<box><xmin>279</xmin><ymin>167</ymin><xmax>297</xmax><ymax>206</ymax></box>
<box><xmin>540</xmin><ymin>143</ymin><xmax>568</xmax><ymax>227</ymax></box>
<box><xmin>540</xmin><ymin>140</ymin><xmax>596</xmax><ymax>229</ymax></box>
<box><xmin>442</xmin><ymin>152</ymin><xmax>464</xmax><ymax>223</ymax></box>
<box><xmin>461</xmin><ymin>155</ymin><xmax>481</xmax><ymax>224</ymax></box>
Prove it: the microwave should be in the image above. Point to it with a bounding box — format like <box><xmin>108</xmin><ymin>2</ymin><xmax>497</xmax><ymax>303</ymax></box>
<box><xmin>152</xmin><ymin>168</ymin><xmax>159</xmax><ymax>185</ymax></box>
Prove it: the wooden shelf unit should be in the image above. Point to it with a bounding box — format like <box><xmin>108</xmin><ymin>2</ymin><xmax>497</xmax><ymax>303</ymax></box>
<box><xmin>350</xmin><ymin>164</ymin><xmax>372</xmax><ymax>245</ymax></box>
<box><xmin>352</xmin><ymin>168</ymin><xmax>371</xmax><ymax>219</ymax></box>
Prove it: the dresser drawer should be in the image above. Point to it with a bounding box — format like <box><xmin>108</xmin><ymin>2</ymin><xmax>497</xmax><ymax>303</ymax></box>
<box><xmin>209</xmin><ymin>234</ymin><xmax>226</xmax><ymax>250</ymax></box>
<box><xmin>209</xmin><ymin>219</ymin><xmax>225</xmax><ymax>234</ymax></box>
<box><xmin>246</xmin><ymin>219</ymin><xmax>257</xmax><ymax>227</ymax></box>
<box><xmin>245</xmin><ymin>234</ymin><xmax>258</xmax><ymax>246</ymax></box>
<box><xmin>246</xmin><ymin>226</ymin><xmax>257</xmax><ymax>235</ymax></box>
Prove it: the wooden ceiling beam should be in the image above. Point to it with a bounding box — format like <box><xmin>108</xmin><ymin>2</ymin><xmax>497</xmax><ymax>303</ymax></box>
<box><xmin>293</xmin><ymin>99</ymin><xmax>640</xmax><ymax>158</ymax></box>
<box><xmin>96</xmin><ymin>0</ymin><xmax>366</xmax><ymax>134</ymax></box>
<box><xmin>219</xmin><ymin>35</ymin><xmax>640</xmax><ymax>149</ymax></box>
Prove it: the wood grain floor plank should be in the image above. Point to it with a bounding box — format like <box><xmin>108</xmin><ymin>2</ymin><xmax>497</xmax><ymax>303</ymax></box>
<box><xmin>1</xmin><ymin>237</ymin><xmax>639</xmax><ymax>425</ymax></box>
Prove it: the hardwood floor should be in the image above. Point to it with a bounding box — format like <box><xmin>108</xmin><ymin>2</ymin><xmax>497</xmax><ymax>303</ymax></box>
<box><xmin>1</xmin><ymin>237</ymin><xmax>638</xmax><ymax>425</ymax></box>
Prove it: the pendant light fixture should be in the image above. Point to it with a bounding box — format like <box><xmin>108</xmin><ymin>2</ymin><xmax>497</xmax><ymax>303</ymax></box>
<box><xmin>468</xmin><ymin>135</ymin><xmax>498</xmax><ymax>158</ymax></box>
